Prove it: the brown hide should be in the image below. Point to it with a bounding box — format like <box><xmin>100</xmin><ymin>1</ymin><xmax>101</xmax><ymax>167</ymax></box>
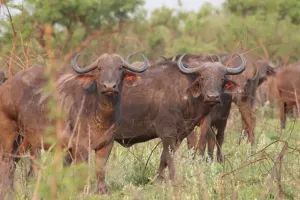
<box><xmin>187</xmin><ymin>93</ymin><xmax>232</xmax><ymax>162</ymax></box>
<box><xmin>275</xmin><ymin>61</ymin><xmax>300</xmax><ymax>129</ymax></box>
<box><xmin>114</xmin><ymin>54</ymin><xmax>245</xmax><ymax>180</ymax></box>
<box><xmin>0</xmin><ymin>53</ymin><xmax>148</xmax><ymax>196</ymax></box>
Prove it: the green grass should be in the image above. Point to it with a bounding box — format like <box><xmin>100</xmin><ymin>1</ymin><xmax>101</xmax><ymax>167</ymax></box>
<box><xmin>12</xmin><ymin>106</ymin><xmax>300</xmax><ymax>200</ymax></box>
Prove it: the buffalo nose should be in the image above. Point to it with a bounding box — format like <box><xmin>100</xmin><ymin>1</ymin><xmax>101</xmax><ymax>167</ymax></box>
<box><xmin>103</xmin><ymin>82</ymin><xmax>117</xmax><ymax>89</ymax></box>
<box><xmin>102</xmin><ymin>81</ymin><xmax>118</xmax><ymax>94</ymax></box>
<box><xmin>205</xmin><ymin>93</ymin><xmax>220</xmax><ymax>103</ymax></box>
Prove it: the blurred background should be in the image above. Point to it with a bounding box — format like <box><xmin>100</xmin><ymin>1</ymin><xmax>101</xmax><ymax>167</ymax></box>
<box><xmin>1</xmin><ymin>0</ymin><xmax>300</xmax><ymax>73</ymax></box>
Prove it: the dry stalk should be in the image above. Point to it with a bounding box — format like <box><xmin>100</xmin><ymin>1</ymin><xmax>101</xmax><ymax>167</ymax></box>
<box><xmin>32</xmin><ymin>169</ymin><xmax>42</xmax><ymax>200</ymax></box>
<box><xmin>3</xmin><ymin>0</ymin><xmax>17</xmax><ymax>78</ymax></box>
<box><xmin>225</xmin><ymin>41</ymin><xmax>241</xmax><ymax>67</ymax></box>
<box><xmin>219</xmin><ymin>157</ymin><xmax>266</xmax><ymax>200</ymax></box>
<box><xmin>262</xmin><ymin>140</ymin><xmax>288</xmax><ymax>199</ymax></box>
<box><xmin>44</xmin><ymin>23</ymin><xmax>63</xmax><ymax>200</ymax></box>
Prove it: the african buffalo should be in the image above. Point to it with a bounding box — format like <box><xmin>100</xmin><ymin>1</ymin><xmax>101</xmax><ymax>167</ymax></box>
<box><xmin>114</xmin><ymin>53</ymin><xmax>246</xmax><ymax>180</ymax></box>
<box><xmin>187</xmin><ymin>93</ymin><xmax>232</xmax><ymax>162</ymax></box>
<box><xmin>0</xmin><ymin>53</ymin><xmax>148</xmax><ymax>196</ymax></box>
<box><xmin>275</xmin><ymin>61</ymin><xmax>300</xmax><ymax>129</ymax></box>
<box><xmin>185</xmin><ymin>56</ymin><xmax>279</xmax><ymax>161</ymax></box>
<box><xmin>218</xmin><ymin>55</ymin><xmax>279</xmax><ymax>144</ymax></box>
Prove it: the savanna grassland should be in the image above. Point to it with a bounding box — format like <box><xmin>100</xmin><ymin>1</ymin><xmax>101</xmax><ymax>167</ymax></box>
<box><xmin>13</xmin><ymin>105</ymin><xmax>300</xmax><ymax>200</ymax></box>
<box><xmin>2</xmin><ymin>0</ymin><xmax>300</xmax><ymax>199</ymax></box>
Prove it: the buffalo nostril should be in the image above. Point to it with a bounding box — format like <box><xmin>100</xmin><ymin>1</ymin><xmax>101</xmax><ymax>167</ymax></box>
<box><xmin>113</xmin><ymin>85</ymin><xmax>117</xmax><ymax>89</ymax></box>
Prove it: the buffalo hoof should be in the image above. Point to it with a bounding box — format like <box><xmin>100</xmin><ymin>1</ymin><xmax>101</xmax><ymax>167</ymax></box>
<box><xmin>217</xmin><ymin>156</ymin><xmax>224</xmax><ymax>163</ymax></box>
<box><xmin>205</xmin><ymin>157</ymin><xmax>213</xmax><ymax>163</ymax></box>
<box><xmin>155</xmin><ymin>174</ymin><xmax>165</xmax><ymax>183</ymax></box>
<box><xmin>97</xmin><ymin>183</ymin><xmax>110</xmax><ymax>195</ymax></box>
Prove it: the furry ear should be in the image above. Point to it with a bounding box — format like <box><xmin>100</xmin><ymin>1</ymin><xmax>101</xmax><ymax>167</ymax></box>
<box><xmin>187</xmin><ymin>81</ymin><xmax>201</xmax><ymax>98</ymax></box>
<box><xmin>224</xmin><ymin>80</ymin><xmax>242</xmax><ymax>94</ymax></box>
<box><xmin>123</xmin><ymin>71</ymin><xmax>140</xmax><ymax>86</ymax></box>
<box><xmin>77</xmin><ymin>75</ymin><xmax>96</xmax><ymax>90</ymax></box>
<box><xmin>267</xmin><ymin>68</ymin><xmax>276</xmax><ymax>76</ymax></box>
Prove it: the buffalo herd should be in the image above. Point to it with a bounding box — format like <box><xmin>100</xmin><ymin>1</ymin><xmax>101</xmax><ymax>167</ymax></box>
<box><xmin>0</xmin><ymin>51</ymin><xmax>298</xmax><ymax>196</ymax></box>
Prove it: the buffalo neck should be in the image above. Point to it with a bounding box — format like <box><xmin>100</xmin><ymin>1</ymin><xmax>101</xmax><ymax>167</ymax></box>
<box><xmin>184</xmin><ymin>95</ymin><xmax>214</xmax><ymax>122</ymax></box>
<box><xmin>98</xmin><ymin>93</ymin><xmax>121</xmax><ymax>116</ymax></box>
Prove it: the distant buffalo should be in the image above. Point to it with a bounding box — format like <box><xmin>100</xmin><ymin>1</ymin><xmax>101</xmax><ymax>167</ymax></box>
<box><xmin>218</xmin><ymin>55</ymin><xmax>279</xmax><ymax>144</ymax></box>
<box><xmin>275</xmin><ymin>61</ymin><xmax>300</xmax><ymax>129</ymax></box>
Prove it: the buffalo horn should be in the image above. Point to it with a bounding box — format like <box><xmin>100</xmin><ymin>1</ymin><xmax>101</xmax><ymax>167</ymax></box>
<box><xmin>72</xmin><ymin>53</ymin><xmax>98</xmax><ymax>74</ymax></box>
<box><xmin>268</xmin><ymin>60</ymin><xmax>280</xmax><ymax>69</ymax></box>
<box><xmin>177</xmin><ymin>53</ymin><xmax>204</xmax><ymax>74</ymax></box>
<box><xmin>225</xmin><ymin>53</ymin><xmax>247</xmax><ymax>75</ymax></box>
<box><xmin>123</xmin><ymin>53</ymin><xmax>149</xmax><ymax>73</ymax></box>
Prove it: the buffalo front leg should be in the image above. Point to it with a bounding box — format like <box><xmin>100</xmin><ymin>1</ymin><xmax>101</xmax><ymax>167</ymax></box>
<box><xmin>207</xmin><ymin>127</ymin><xmax>216</xmax><ymax>162</ymax></box>
<box><xmin>198</xmin><ymin>115</ymin><xmax>211</xmax><ymax>159</ymax></box>
<box><xmin>237</xmin><ymin>102</ymin><xmax>255</xmax><ymax>144</ymax></box>
<box><xmin>187</xmin><ymin>128</ymin><xmax>198</xmax><ymax>150</ymax></box>
<box><xmin>0</xmin><ymin>116</ymin><xmax>18</xmax><ymax>198</ymax></box>
<box><xmin>216</xmin><ymin>123</ymin><xmax>226</xmax><ymax>163</ymax></box>
<box><xmin>27</xmin><ymin>147</ymin><xmax>40</xmax><ymax>177</ymax></box>
<box><xmin>157</xmin><ymin>138</ymin><xmax>180</xmax><ymax>181</ymax></box>
<box><xmin>95</xmin><ymin>141</ymin><xmax>114</xmax><ymax>195</ymax></box>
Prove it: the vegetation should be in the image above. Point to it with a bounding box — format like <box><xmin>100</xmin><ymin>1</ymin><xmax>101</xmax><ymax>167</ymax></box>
<box><xmin>1</xmin><ymin>0</ymin><xmax>300</xmax><ymax>199</ymax></box>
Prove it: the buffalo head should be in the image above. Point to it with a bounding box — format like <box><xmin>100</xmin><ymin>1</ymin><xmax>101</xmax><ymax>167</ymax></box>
<box><xmin>177</xmin><ymin>53</ymin><xmax>246</xmax><ymax>104</ymax></box>
<box><xmin>71</xmin><ymin>53</ymin><xmax>149</xmax><ymax>96</ymax></box>
<box><xmin>254</xmin><ymin>60</ymin><xmax>280</xmax><ymax>85</ymax></box>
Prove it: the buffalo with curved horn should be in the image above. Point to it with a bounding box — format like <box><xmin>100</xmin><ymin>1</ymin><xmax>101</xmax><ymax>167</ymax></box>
<box><xmin>113</xmin><ymin>52</ymin><xmax>246</xmax><ymax>180</ymax></box>
<box><xmin>0</xmin><ymin>52</ymin><xmax>149</xmax><ymax>197</ymax></box>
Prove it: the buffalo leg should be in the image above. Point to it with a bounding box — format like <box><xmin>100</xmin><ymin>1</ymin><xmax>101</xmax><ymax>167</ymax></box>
<box><xmin>237</xmin><ymin>102</ymin><xmax>255</xmax><ymax>144</ymax></box>
<box><xmin>27</xmin><ymin>147</ymin><xmax>40</xmax><ymax>177</ymax></box>
<box><xmin>216</xmin><ymin>122</ymin><xmax>226</xmax><ymax>163</ymax></box>
<box><xmin>187</xmin><ymin>128</ymin><xmax>198</xmax><ymax>150</ymax></box>
<box><xmin>279</xmin><ymin>100</ymin><xmax>287</xmax><ymax>129</ymax></box>
<box><xmin>198</xmin><ymin>115</ymin><xmax>211</xmax><ymax>159</ymax></box>
<box><xmin>63</xmin><ymin>148</ymin><xmax>73</xmax><ymax>167</ymax></box>
<box><xmin>95</xmin><ymin>141</ymin><xmax>114</xmax><ymax>195</ymax></box>
<box><xmin>0</xmin><ymin>116</ymin><xmax>18</xmax><ymax>198</ymax></box>
<box><xmin>207</xmin><ymin>127</ymin><xmax>216</xmax><ymax>161</ymax></box>
<box><xmin>157</xmin><ymin>138</ymin><xmax>179</xmax><ymax>181</ymax></box>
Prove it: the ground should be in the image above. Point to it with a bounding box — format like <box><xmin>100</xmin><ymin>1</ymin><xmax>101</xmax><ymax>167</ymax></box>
<box><xmin>13</xmin><ymin>105</ymin><xmax>300</xmax><ymax>200</ymax></box>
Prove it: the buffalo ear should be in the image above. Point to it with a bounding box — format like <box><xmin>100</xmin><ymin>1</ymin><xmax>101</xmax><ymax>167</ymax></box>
<box><xmin>123</xmin><ymin>71</ymin><xmax>140</xmax><ymax>86</ymax></box>
<box><xmin>267</xmin><ymin>68</ymin><xmax>276</xmax><ymax>76</ymax></box>
<box><xmin>224</xmin><ymin>80</ymin><xmax>242</xmax><ymax>94</ymax></box>
<box><xmin>77</xmin><ymin>75</ymin><xmax>96</xmax><ymax>90</ymax></box>
<box><xmin>187</xmin><ymin>81</ymin><xmax>201</xmax><ymax>98</ymax></box>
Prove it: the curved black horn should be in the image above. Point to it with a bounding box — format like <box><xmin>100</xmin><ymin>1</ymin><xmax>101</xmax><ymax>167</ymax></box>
<box><xmin>216</xmin><ymin>55</ymin><xmax>222</xmax><ymax>63</ymax></box>
<box><xmin>172</xmin><ymin>54</ymin><xmax>180</xmax><ymax>62</ymax></box>
<box><xmin>251</xmin><ymin>65</ymin><xmax>259</xmax><ymax>81</ymax></box>
<box><xmin>177</xmin><ymin>53</ymin><xmax>204</xmax><ymax>74</ymax></box>
<box><xmin>268</xmin><ymin>60</ymin><xmax>280</xmax><ymax>69</ymax></box>
<box><xmin>160</xmin><ymin>56</ymin><xmax>168</xmax><ymax>61</ymax></box>
<box><xmin>225</xmin><ymin>53</ymin><xmax>247</xmax><ymax>75</ymax></box>
<box><xmin>72</xmin><ymin>53</ymin><xmax>98</xmax><ymax>74</ymax></box>
<box><xmin>123</xmin><ymin>53</ymin><xmax>149</xmax><ymax>73</ymax></box>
